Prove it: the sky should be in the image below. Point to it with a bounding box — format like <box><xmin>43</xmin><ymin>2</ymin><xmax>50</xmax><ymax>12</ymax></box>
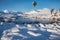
<box><xmin>0</xmin><ymin>0</ymin><xmax>60</xmax><ymax>11</ymax></box>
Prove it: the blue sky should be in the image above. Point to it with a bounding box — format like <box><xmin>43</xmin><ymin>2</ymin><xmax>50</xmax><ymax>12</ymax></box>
<box><xmin>0</xmin><ymin>0</ymin><xmax>60</xmax><ymax>11</ymax></box>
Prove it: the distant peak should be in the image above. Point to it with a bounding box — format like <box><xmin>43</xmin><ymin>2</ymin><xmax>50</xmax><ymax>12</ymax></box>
<box><xmin>3</xmin><ymin>9</ymin><xmax>9</xmax><ymax>13</ymax></box>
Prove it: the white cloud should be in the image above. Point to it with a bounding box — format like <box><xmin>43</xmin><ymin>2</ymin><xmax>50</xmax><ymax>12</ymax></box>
<box><xmin>42</xmin><ymin>8</ymin><xmax>50</xmax><ymax>12</ymax></box>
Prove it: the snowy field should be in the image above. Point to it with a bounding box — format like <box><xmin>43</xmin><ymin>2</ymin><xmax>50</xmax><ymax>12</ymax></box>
<box><xmin>0</xmin><ymin>8</ymin><xmax>60</xmax><ymax>40</ymax></box>
<box><xmin>0</xmin><ymin>22</ymin><xmax>60</xmax><ymax>40</ymax></box>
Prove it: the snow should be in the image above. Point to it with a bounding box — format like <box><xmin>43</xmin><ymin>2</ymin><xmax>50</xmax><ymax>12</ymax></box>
<box><xmin>39</xmin><ymin>23</ymin><xmax>45</xmax><ymax>28</ymax></box>
<box><xmin>10</xmin><ymin>27</ymin><xmax>19</xmax><ymax>33</ymax></box>
<box><xmin>3</xmin><ymin>10</ymin><xmax>9</xmax><ymax>13</ymax></box>
<box><xmin>27</xmin><ymin>31</ymin><xmax>41</xmax><ymax>36</ymax></box>
<box><xmin>0</xmin><ymin>8</ymin><xmax>60</xmax><ymax>40</ymax></box>
<box><xmin>0</xmin><ymin>22</ymin><xmax>4</xmax><ymax>25</ymax></box>
<box><xmin>27</xmin><ymin>24</ymin><xmax>38</xmax><ymax>30</ymax></box>
<box><xmin>0</xmin><ymin>22</ymin><xmax>60</xmax><ymax>40</ymax></box>
<box><xmin>0</xmin><ymin>8</ymin><xmax>60</xmax><ymax>24</ymax></box>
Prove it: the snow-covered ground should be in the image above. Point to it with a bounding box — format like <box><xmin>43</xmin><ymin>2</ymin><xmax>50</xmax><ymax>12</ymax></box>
<box><xmin>0</xmin><ymin>8</ymin><xmax>60</xmax><ymax>40</ymax></box>
<box><xmin>0</xmin><ymin>22</ymin><xmax>60</xmax><ymax>40</ymax></box>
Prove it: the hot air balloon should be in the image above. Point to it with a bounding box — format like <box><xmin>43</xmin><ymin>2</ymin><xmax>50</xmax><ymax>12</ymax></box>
<box><xmin>32</xmin><ymin>1</ymin><xmax>37</xmax><ymax>7</ymax></box>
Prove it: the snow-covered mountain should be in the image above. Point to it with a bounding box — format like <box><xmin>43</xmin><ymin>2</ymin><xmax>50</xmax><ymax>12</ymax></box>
<box><xmin>0</xmin><ymin>8</ymin><xmax>60</xmax><ymax>40</ymax></box>
<box><xmin>0</xmin><ymin>8</ymin><xmax>60</xmax><ymax>24</ymax></box>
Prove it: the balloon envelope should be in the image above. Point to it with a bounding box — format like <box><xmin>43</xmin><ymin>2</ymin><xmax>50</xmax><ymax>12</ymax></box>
<box><xmin>32</xmin><ymin>1</ymin><xmax>37</xmax><ymax>7</ymax></box>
